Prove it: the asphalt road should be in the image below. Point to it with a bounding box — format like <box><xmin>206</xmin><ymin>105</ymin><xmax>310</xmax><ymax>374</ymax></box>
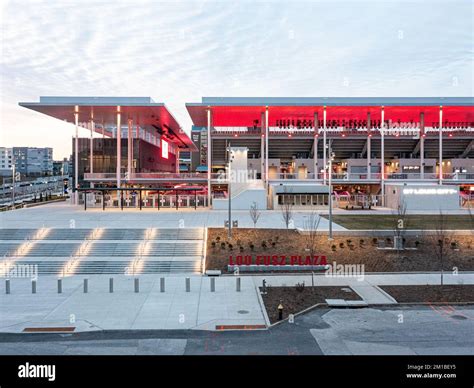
<box><xmin>0</xmin><ymin>306</ymin><xmax>472</xmax><ymax>355</ymax></box>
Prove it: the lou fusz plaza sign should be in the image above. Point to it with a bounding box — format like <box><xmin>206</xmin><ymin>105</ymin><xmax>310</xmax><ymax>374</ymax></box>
<box><xmin>228</xmin><ymin>255</ymin><xmax>327</xmax><ymax>266</ymax></box>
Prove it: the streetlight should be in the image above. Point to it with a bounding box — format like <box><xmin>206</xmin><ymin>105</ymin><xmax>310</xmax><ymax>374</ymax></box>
<box><xmin>227</xmin><ymin>143</ymin><xmax>234</xmax><ymax>239</ymax></box>
<box><xmin>326</xmin><ymin>144</ymin><xmax>335</xmax><ymax>240</ymax></box>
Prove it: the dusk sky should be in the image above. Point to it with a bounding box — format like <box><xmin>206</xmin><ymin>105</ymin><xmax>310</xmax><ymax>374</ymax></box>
<box><xmin>1</xmin><ymin>0</ymin><xmax>472</xmax><ymax>159</ymax></box>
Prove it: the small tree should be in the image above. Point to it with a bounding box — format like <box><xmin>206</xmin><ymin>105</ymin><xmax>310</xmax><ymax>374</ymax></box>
<box><xmin>303</xmin><ymin>212</ymin><xmax>321</xmax><ymax>257</ymax></box>
<box><xmin>429</xmin><ymin>211</ymin><xmax>452</xmax><ymax>287</ymax></box>
<box><xmin>280</xmin><ymin>201</ymin><xmax>293</xmax><ymax>229</ymax></box>
<box><xmin>249</xmin><ymin>201</ymin><xmax>261</xmax><ymax>228</ymax></box>
<box><xmin>393</xmin><ymin>199</ymin><xmax>409</xmax><ymax>254</ymax></box>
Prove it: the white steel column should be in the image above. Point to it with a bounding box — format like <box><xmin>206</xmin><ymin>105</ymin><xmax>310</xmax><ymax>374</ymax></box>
<box><xmin>261</xmin><ymin>111</ymin><xmax>265</xmax><ymax>181</ymax></box>
<box><xmin>89</xmin><ymin>116</ymin><xmax>94</xmax><ymax>189</ymax></box>
<box><xmin>176</xmin><ymin>147</ymin><xmax>180</xmax><ymax>173</ymax></box>
<box><xmin>439</xmin><ymin>106</ymin><xmax>443</xmax><ymax>184</ymax></box>
<box><xmin>323</xmin><ymin>106</ymin><xmax>327</xmax><ymax>185</ymax></box>
<box><xmin>314</xmin><ymin>112</ymin><xmax>318</xmax><ymax>180</ymax></box>
<box><xmin>116</xmin><ymin>107</ymin><xmax>121</xmax><ymax>201</ymax></box>
<box><xmin>207</xmin><ymin>107</ymin><xmax>211</xmax><ymax>206</ymax></box>
<box><xmin>367</xmin><ymin>112</ymin><xmax>371</xmax><ymax>180</ymax></box>
<box><xmin>420</xmin><ymin>112</ymin><xmax>425</xmax><ymax>179</ymax></box>
<box><xmin>265</xmin><ymin>106</ymin><xmax>269</xmax><ymax>183</ymax></box>
<box><xmin>89</xmin><ymin>117</ymin><xmax>94</xmax><ymax>174</ymax></box>
<box><xmin>74</xmin><ymin>106</ymin><xmax>79</xmax><ymax>205</ymax></box>
<box><xmin>380</xmin><ymin>106</ymin><xmax>385</xmax><ymax>205</ymax></box>
<box><xmin>127</xmin><ymin>118</ymin><xmax>133</xmax><ymax>178</ymax></box>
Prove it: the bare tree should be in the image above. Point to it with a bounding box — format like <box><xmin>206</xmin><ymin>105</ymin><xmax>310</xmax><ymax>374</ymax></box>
<box><xmin>467</xmin><ymin>203</ymin><xmax>474</xmax><ymax>231</ymax></box>
<box><xmin>249</xmin><ymin>201</ymin><xmax>261</xmax><ymax>228</ymax></box>
<box><xmin>429</xmin><ymin>211</ymin><xmax>453</xmax><ymax>287</ymax></box>
<box><xmin>280</xmin><ymin>201</ymin><xmax>293</xmax><ymax>229</ymax></box>
<box><xmin>393</xmin><ymin>199</ymin><xmax>409</xmax><ymax>254</ymax></box>
<box><xmin>303</xmin><ymin>212</ymin><xmax>321</xmax><ymax>257</ymax></box>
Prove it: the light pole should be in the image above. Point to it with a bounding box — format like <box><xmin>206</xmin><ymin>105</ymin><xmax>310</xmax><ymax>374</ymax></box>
<box><xmin>227</xmin><ymin>143</ymin><xmax>233</xmax><ymax>239</ymax></box>
<box><xmin>11</xmin><ymin>155</ymin><xmax>17</xmax><ymax>210</ymax></box>
<box><xmin>327</xmin><ymin>145</ymin><xmax>335</xmax><ymax>240</ymax></box>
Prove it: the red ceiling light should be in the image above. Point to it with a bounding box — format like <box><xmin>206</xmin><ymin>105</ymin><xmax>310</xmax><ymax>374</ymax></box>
<box><xmin>288</xmin><ymin>134</ymin><xmax>292</xmax><ymax>138</ymax></box>
<box><xmin>234</xmin><ymin>133</ymin><xmax>238</xmax><ymax>137</ymax></box>
<box><xmin>448</xmin><ymin>133</ymin><xmax>453</xmax><ymax>137</ymax></box>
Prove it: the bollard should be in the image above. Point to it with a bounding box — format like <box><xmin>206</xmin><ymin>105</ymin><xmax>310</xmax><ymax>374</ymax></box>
<box><xmin>134</xmin><ymin>278</ymin><xmax>139</xmax><ymax>293</ymax></box>
<box><xmin>185</xmin><ymin>277</ymin><xmax>190</xmax><ymax>292</ymax></box>
<box><xmin>32</xmin><ymin>280</ymin><xmax>37</xmax><ymax>294</ymax></box>
<box><xmin>236</xmin><ymin>277</ymin><xmax>241</xmax><ymax>292</ymax></box>
<box><xmin>109</xmin><ymin>278</ymin><xmax>114</xmax><ymax>293</ymax></box>
<box><xmin>210</xmin><ymin>277</ymin><xmax>215</xmax><ymax>292</ymax></box>
<box><xmin>160</xmin><ymin>277</ymin><xmax>165</xmax><ymax>293</ymax></box>
<box><xmin>83</xmin><ymin>278</ymin><xmax>88</xmax><ymax>293</ymax></box>
<box><xmin>5</xmin><ymin>279</ymin><xmax>10</xmax><ymax>294</ymax></box>
<box><xmin>57</xmin><ymin>278</ymin><xmax>62</xmax><ymax>294</ymax></box>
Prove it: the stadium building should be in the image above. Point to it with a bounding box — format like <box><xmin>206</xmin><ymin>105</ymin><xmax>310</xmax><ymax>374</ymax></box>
<box><xmin>19</xmin><ymin>96</ymin><xmax>474</xmax><ymax>211</ymax></box>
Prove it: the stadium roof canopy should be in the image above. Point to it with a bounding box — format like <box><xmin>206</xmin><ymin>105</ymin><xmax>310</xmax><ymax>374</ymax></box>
<box><xmin>186</xmin><ymin>97</ymin><xmax>474</xmax><ymax>127</ymax></box>
<box><xmin>19</xmin><ymin>96</ymin><xmax>197</xmax><ymax>151</ymax></box>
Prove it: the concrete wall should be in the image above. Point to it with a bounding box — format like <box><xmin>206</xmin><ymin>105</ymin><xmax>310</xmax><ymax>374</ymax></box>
<box><xmin>213</xmin><ymin>187</ymin><xmax>266</xmax><ymax>210</ymax></box>
<box><xmin>385</xmin><ymin>184</ymin><xmax>460</xmax><ymax>211</ymax></box>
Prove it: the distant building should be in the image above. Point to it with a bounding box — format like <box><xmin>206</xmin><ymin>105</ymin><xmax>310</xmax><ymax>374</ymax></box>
<box><xmin>53</xmin><ymin>157</ymin><xmax>70</xmax><ymax>176</ymax></box>
<box><xmin>0</xmin><ymin>147</ymin><xmax>13</xmax><ymax>176</ymax></box>
<box><xmin>8</xmin><ymin>147</ymin><xmax>54</xmax><ymax>177</ymax></box>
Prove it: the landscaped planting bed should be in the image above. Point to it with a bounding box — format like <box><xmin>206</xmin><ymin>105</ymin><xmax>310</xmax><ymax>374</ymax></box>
<box><xmin>261</xmin><ymin>285</ymin><xmax>362</xmax><ymax>323</ymax></box>
<box><xmin>380</xmin><ymin>285</ymin><xmax>474</xmax><ymax>304</ymax></box>
<box><xmin>206</xmin><ymin>228</ymin><xmax>474</xmax><ymax>273</ymax></box>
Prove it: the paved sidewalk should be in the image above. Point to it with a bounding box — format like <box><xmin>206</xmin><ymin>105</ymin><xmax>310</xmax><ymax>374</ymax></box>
<box><xmin>0</xmin><ymin>202</ymin><xmax>348</xmax><ymax>230</ymax></box>
<box><xmin>1</xmin><ymin>272</ymin><xmax>472</xmax><ymax>333</ymax></box>
<box><xmin>0</xmin><ymin>275</ymin><xmax>265</xmax><ymax>333</ymax></box>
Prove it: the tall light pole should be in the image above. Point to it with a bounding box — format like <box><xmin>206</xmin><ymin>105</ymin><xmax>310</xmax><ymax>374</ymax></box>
<box><xmin>11</xmin><ymin>158</ymin><xmax>16</xmax><ymax>209</ymax></box>
<box><xmin>327</xmin><ymin>144</ymin><xmax>335</xmax><ymax>240</ymax></box>
<box><xmin>227</xmin><ymin>143</ymin><xmax>233</xmax><ymax>239</ymax></box>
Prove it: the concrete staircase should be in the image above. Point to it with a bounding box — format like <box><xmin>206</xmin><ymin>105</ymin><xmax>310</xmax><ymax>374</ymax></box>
<box><xmin>0</xmin><ymin>228</ymin><xmax>205</xmax><ymax>275</ymax></box>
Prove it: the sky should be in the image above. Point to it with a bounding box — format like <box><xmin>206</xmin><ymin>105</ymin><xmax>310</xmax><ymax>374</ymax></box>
<box><xmin>0</xmin><ymin>0</ymin><xmax>472</xmax><ymax>159</ymax></box>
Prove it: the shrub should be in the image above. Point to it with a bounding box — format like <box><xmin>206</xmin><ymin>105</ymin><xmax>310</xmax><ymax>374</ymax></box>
<box><xmin>271</xmin><ymin>242</ymin><xmax>276</xmax><ymax>247</ymax></box>
<box><xmin>261</xmin><ymin>241</ymin><xmax>267</xmax><ymax>249</ymax></box>
<box><xmin>414</xmin><ymin>240</ymin><xmax>420</xmax><ymax>248</ymax></box>
<box><xmin>331</xmin><ymin>244</ymin><xmax>337</xmax><ymax>252</ymax></box>
<box><xmin>216</xmin><ymin>236</ymin><xmax>221</xmax><ymax>242</ymax></box>
<box><xmin>228</xmin><ymin>244</ymin><xmax>233</xmax><ymax>251</ymax></box>
<box><xmin>295</xmin><ymin>282</ymin><xmax>305</xmax><ymax>293</ymax></box>
<box><xmin>339</xmin><ymin>242</ymin><xmax>345</xmax><ymax>249</ymax></box>
<box><xmin>250</xmin><ymin>243</ymin><xmax>255</xmax><ymax>251</ymax></box>
<box><xmin>372</xmin><ymin>238</ymin><xmax>378</xmax><ymax>246</ymax></box>
<box><xmin>211</xmin><ymin>241</ymin><xmax>216</xmax><ymax>248</ymax></box>
<box><xmin>239</xmin><ymin>246</ymin><xmax>244</xmax><ymax>253</ymax></box>
<box><xmin>359</xmin><ymin>239</ymin><xmax>365</xmax><ymax>245</ymax></box>
<box><xmin>220</xmin><ymin>242</ymin><xmax>226</xmax><ymax>249</ymax></box>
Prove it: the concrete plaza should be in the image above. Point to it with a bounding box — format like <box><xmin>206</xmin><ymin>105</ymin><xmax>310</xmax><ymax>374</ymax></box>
<box><xmin>0</xmin><ymin>201</ymin><xmax>349</xmax><ymax>230</ymax></box>
<box><xmin>1</xmin><ymin>273</ymin><xmax>473</xmax><ymax>333</ymax></box>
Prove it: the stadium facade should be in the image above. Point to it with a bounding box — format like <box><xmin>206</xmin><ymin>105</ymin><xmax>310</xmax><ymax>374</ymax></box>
<box><xmin>19</xmin><ymin>96</ymin><xmax>473</xmax><ymax>211</ymax></box>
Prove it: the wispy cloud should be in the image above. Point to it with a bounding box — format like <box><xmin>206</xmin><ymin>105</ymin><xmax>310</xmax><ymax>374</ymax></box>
<box><xmin>1</xmin><ymin>0</ymin><xmax>472</xmax><ymax>158</ymax></box>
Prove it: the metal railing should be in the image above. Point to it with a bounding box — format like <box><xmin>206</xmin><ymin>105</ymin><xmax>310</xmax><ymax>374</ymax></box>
<box><xmin>84</xmin><ymin>172</ymin><xmax>207</xmax><ymax>180</ymax></box>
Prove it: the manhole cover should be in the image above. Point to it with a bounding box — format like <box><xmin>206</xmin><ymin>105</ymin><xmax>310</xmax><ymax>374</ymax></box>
<box><xmin>237</xmin><ymin>310</ymin><xmax>249</xmax><ymax>314</ymax></box>
<box><xmin>451</xmin><ymin>315</ymin><xmax>467</xmax><ymax>320</ymax></box>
